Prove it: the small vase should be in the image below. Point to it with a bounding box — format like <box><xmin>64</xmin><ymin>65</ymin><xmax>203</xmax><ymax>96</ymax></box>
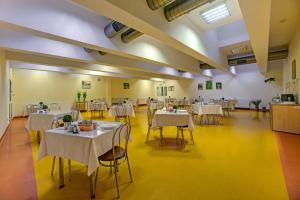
<box><xmin>64</xmin><ymin>122</ymin><xmax>71</xmax><ymax>130</ymax></box>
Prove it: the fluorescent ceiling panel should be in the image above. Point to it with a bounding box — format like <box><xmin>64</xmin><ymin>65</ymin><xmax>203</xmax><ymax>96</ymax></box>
<box><xmin>200</xmin><ymin>3</ymin><xmax>230</xmax><ymax>24</ymax></box>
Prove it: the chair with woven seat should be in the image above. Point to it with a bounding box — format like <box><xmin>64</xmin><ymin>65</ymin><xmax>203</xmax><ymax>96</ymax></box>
<box><xmin>95</xmin><ymin>123</ymin><xmax>132</xmax><ymax>199</ymax></box>
<box><xmin>176</xmin><ymin>125</ymin><xmax>194</xmax><ymax>146</ymax></box>
<box><xmin>145</xmin><ymin>108</ymin><xmax>162</xmax><ymax>143</ymax></box>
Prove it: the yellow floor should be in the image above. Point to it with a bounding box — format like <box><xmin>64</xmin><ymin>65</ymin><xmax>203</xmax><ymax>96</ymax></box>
<box><xmin>31</xmin><ymin>108</ymin><xmax>288</xmax><ymax>200</ymax></box>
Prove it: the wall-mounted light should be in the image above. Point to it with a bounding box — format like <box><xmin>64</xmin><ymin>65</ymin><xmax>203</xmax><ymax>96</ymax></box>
<box><xmin>202</xmin><ymin>69</ymin><xmax>213</xmax><ymax>77</ymax></box>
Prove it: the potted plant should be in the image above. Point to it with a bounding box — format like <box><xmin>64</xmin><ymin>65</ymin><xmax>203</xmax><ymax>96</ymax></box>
<box><xmin>63</xmin><ymin>115</ymin><xmax>73</xmax><ymax>129</ymax></box>
<box><xmin>83</xmin><ymin>91</ymin><xmax>87</xmax><ymax>102</ymax></box>
<box><xmin>42</xmin><ymin>104</ymin><xmax>48</xmax><ymax>110</ymax></box>
<box><xmin>77</xmin><ymin>91</ymin><xmax>81</xmax><ymax>102</ymax></box>
<box><xmin>251</xmin><ymin>99</ymin><xmax>262</xmax><ymax>111</ymax></box>
<box><xmin>173</xmin><ymin>105</ymin><xmax>178</xmax><ymax>112</ymax></box>
<box><xmin>39</xmin><ymin>102</ymin><xmax>44</xmax><ymax>109</ymax></box>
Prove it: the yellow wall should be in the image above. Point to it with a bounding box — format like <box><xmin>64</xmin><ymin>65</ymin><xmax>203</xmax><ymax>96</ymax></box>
<box><xmin>11</xmin><ymin>68</ymin><xmax>110</xmax><ymax>116</ymax></box>
<box><xmin>110</xmin><ymin>78</ymin><xmax>154</xmax><ymax>99</ymax></box>
<box><xmin>283</xmin><ymin>24</ymin><xmax>300</xmax><ymax>102</ymax></box>
<box><xmin>0</xmin><ymin>49</ymin><xmax>9</xmax><ymax>138</ymax></box>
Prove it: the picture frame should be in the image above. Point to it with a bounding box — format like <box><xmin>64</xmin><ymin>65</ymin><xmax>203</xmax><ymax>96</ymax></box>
<box><xmin>198</xmin><ymin>83</ymin><xmax>203</xmax><ymax>90</ymax></box>
<box><xmin>123</xmin><ymin>83</ymin><xmax>130</xmax><ymax>89</ymax></box>
<box><xmin>292</xmin><ymin>59</ymin><xmax>296</xmax><ymax>80</ymax></box>
<box><xmin>82</xmin><ymin>81</ymin><xmax>91</xmax><ymax>89</ymax></box>
<box><xmin>206</xmin><ymin>80</ymin><xmax>213</xmax><ymax>90</ymax></box>
<box><xmin>216</xmin><ymin>82</ymin><xmax>222</xmax><ymax>90</ymax></box>
<box><xmin>168</xmin><ymin>86</ymin><xmax>175</xmax><ymax>91</ymax></box>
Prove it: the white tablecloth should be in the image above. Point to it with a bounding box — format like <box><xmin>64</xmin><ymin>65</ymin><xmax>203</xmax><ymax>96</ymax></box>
<box><xmin>149</xmin><ymin>101</ymin><xmax>165</xmax><ymax>110</ymax></box>
<box><xmin>152</xmin><ymin>110</ymin><xmax>194</xmax><ymax>132</ymax></box>
<box><xmin>192</xmin><ymin>104</ymin><xmax>223</xmax><ymax>115</ymax></box>
<box><xmin>38</xmin><ymin>122</ymin><xmax>123</xmax><ymax>176</ymax></box>
<box><xmin>108</xmin><ymin>105</ymin><xmax>135</xmax><ymax>117</ymax></box>
<box><xmin>26</xmin><ymin>111</ymin><xmax>73</xmax><ymax>131</ymax></box>
<box><xmin>89</xmin><ymin>102</ymin><xmax>107</xmax><ymax>111</ymax></box>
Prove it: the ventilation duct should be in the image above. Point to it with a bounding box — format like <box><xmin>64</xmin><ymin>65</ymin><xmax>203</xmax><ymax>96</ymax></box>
<box><xmin>121</xmin><ymin>28</ymin><xmax>144</xmax><ymax>43</ymax></box>
<box><xmin>146</xmin><ymin>0</ymin><xmax>174</xmax><ymax>10</ymax></box>
<box><xmin>83</xmin><ymin>48</ymin><xmax>93</xmax><ymax>53</ymax></box>
<box><xmin>199</xmin><ymin>62</ymin><xmax>214</xmax><ymax>70</ymax></box>
<box><xmin>164</xmin><ymin>0</ymin><xmax>215</xmax><ymax>22</ymax></box>
<box><xmin>98</xmin><ymin>51</ymin><xmax>107</xmax><ymax>55</ymax></box>
<box><xmin>104</xmin><ymin>21</ymin><xmax>126</xmax><ymax>38</ymax></box>
<box><xmin>228</xmin><ymin>49</ymin><xmax>288</xmax><ymax>66</ymax></box>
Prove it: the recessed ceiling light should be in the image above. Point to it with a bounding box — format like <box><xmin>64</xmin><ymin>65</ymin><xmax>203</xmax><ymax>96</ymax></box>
<box><xmin>200</xmin><ymin>3</ymin><xmax>230</xmax><ymax>24</ymax></box>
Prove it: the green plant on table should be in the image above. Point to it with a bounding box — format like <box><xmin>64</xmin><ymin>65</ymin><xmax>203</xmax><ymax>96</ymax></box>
<box><xmin>83</xmin><ymin>91</ymin><xmax>87</xmax><ymax>102</ymax></box>
<box><xmin>63</xmin><ymin>115</ymin><xmax>73</xmax><ymax>123</ymax></box>
<box><xmin>42</xmin><ymin>105</ymin><xmax>48</xmax><ymax>110</ymax></box>
<box><xmin>77</xmin><ymin>91</ymin><xmax>81</xmax><ymax>102</ymax></box>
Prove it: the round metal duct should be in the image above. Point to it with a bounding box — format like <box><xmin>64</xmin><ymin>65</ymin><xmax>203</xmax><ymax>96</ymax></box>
<box><xmin>164</xmin><ymin>0</ymin><xmax>214</xmax><ymax>22</ymax></box>
<box><xmin>104</xmin><ymin>21</ymin><xmax>126</xmax><ymax>38</ymax></box>
<box><xmin>121</xmin><ymin>28</ymin><xmax>144</xmax><ymax>43</ymax></box>
<box><xmin>146</xmin><ymin>0</ymin><xmax>174</xmax><ymax>10</ymax></box>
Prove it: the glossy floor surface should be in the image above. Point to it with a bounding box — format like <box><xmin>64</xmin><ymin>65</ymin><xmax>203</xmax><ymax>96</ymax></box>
<box><xmin>1</xmin><ymin>109</ymin><xmax>298</xmax><ymax>200</ymax></box>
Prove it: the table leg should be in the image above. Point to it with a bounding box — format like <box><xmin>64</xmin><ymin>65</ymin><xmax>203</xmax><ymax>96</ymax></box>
<box><xmin>159</xmin><ymin>127</ymin><xmax>163</xmax><ymax>145</ymax></box>
<box><xmin>59</xmin><ymin>157</ymin><xmax>65</xmax><ymax>189</ymax></box>
<box><xmin>90</xmin><ymin>171</ymin><xmax>96</xmax><ymax>199</ymax></box>
<box><xmin>37</xmin><ymin>130</ymin><xmax>41</xmax><ymax>144</ymax></box>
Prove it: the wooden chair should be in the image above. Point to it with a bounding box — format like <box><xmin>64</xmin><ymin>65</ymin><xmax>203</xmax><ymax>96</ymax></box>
<box><xmin>95</xmin><ymin>123</ymin><xmax>133</xmax><ymax>199</ymax></box>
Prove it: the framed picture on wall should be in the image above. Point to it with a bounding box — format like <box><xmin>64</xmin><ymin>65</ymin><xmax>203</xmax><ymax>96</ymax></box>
<box><xmin>82</xmin><ymin>81</ymin><xmax>91</xmax><ymax>89</ymax></box>
<box><xmin>216</xmin><ymin>82</ymin><xmax>222</xmax><ymax>90</ymax></box>
<box><xmin>123</xmin><ymin>83</ymin><xmax>130</xmax><ymax>89</ymax></box>
<box><xmin>198</xmin><ymin>83</ymin><xmax>203</xmax><ymax>90</ymax></box>
<box><xmin>168</xmin><ymin>86</ymin><xmax>175</xmax><ymax>91</ymax></box>
<box><xmin>206</xmin><ymin>80</ymin><xmax>213</xmax><ymax>90</ymax></box>
<box><xmin>292</xmin><ymin>59</ymin><xmax>296</xmax><ymax>79</ymax></box>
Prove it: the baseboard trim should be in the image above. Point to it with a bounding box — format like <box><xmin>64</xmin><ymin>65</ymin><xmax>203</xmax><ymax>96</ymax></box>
<box><xmin>0</xmin><ymin>122</ymin><xmax>11</xmax><ymax>146</ymax></box>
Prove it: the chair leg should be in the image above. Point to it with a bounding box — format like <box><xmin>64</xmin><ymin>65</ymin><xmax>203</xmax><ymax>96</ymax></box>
<box><xmin>176</xmin><ymin>128</ymin><xmax>179</xmax><ymax>146</ymax></box>
<box><xmin>51</xmin><ymin>156</ymin><xmax>56</xmax><ymax>176</ymax></box>
<box><xmin>146</xmin><ymin>127</ymin><xmax>151</xmax><ymax>142</ymax></box>
<box><xmin>126</xmin><ymin>155</ymin><xmax>133</xmax><ymax>183</ymax></box>
<box><xmin>110</xmin><ymin>161</ymin><xmax>112</xmax><ymax>174</ymax></box>
<box><xmin>113</xmin><ymin>161</ymin><xmax>120</xmax><ymax>199</ymax></box>
<box><xmin>190</xmin><ymin>131</ymin><xmax>194</xmax><ymax>144</ymax></box>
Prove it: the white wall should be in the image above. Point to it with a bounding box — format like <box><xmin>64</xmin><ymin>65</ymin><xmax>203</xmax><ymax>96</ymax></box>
<box><xmin>283</xmin><ymin>24</ymin><xmax>300</xmax><ymax>102</ymax></box>
<box><xmin>0</xmin><ymin>49</ymin><xmax>9</xmax><ymax>139</ymax></box>
<box><xmin>11</xmin><ymin>68</ymin><xmax>110</xmax><ymax>116</ymax></box>
<box><xmin>154</xmin><ymin>63</ymin><xmax>283</xmax><ymax>108</ymax></box>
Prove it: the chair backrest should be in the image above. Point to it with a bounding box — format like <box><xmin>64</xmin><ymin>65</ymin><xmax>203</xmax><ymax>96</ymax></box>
<box><xmin>71</xmin><ymin>110</ymin><xmax>80</xmax><ymax>121</ymax></box>
<box><xmin>30</xmin><ymin>105</ymin><xmax>39</xmax><ymax>113</ymax></box>
<box><xmin>222</xmin><ymin>101</ymin><xmax>230</xmax><ymax>109</ymax></box>
<box><xmin>115</xmin><ymin>105</ymin><xmax>127</xmax><ymax>117</ymax></box>
<box><xmin>147</xmin><ymin>108</ymin><xmax>155</xmax><ymax>126</ymax></box>
<box><xmin>112</xmin><ymin>123</ymin><xmax>131</xmax><ymax>159</ymax></box>
<box><xmin>49</xmin><ymin>103</ymin><xmax>61</xmax><ymax>111</ymax></box>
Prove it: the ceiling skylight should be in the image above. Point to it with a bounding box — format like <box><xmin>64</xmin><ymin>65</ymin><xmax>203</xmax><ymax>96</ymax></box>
<box><xmin>200</xmin><ymin>3</ymin><xmax>230</xmax><ymax>24</ymax></box>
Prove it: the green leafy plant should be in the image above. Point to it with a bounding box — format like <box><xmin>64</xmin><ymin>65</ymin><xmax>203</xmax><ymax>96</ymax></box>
<box><xmin>251</xmin><ymin>99</ymin><xmax>262</xmax><ymax>110</ymax></box>
<box><xmin>173</xmin><ymin>105</ymin><xmax>178</xmax><ymax>110</ymax></box>
<box><xmin>77</xmin><ymin>91</ymin><xmax>81</xmax><ymax>102</ymax></box>
<box><xmin>83</xmin><ymin>91</ymin><xmax>87</xmax><ymax>102</ymax></box>
<box><xmin>39</xmin><ymin>102</ymin><xmax>44</xmax><ymax>106</ymax></box>
<box><xmin>63</xmin><ymin>115</ymin><xmax>73</xmax><ymax>123</ymax></box>
<box><xmin>42</xmin><ymin>105</ymin><xmax>48</xmax><ymax>110</ymax></box>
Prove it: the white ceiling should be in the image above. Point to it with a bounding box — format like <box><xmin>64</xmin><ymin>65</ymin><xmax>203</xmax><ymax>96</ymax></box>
<box><xmin>269</xmin><ymin>0</ymin><xmax>300</xmax><ymax>47</ymax></box>
<box><xmin>187</xmin><ymin>0</ymin><xmax>243</xmax><ymax>31</ymax></box>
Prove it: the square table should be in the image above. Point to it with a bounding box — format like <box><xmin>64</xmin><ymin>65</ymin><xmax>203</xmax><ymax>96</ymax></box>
<box><xmin>38</xmin><ymin>121</ymin><xmax>123</xmax><ymax>199</ymax></box>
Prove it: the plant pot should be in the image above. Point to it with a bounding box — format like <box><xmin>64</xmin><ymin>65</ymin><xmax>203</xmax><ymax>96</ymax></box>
<box><xmin>64</xmin><ymin>122</ymin><xmax>71</xmax><ymax>130</ymax></box>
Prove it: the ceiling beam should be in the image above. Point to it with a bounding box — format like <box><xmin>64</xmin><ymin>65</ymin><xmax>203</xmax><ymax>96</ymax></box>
<box><xmin>238</xmin><ymin>0</ymin><xmax>271</xmax><ymax>73</ymax></box>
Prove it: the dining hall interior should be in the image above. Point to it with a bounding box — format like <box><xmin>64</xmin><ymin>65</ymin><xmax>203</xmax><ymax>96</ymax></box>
<box><xmin>0</xmin><ymin>0</ymin><xmax>300</xmax><ymax>199</ymax></box>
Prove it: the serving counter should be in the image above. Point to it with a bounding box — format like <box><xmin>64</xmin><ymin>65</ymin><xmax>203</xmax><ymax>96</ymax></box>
<box><xmin>271</xmin><ymin>104</ymin><xmax>300</xmax><ymax>134</ymax></box>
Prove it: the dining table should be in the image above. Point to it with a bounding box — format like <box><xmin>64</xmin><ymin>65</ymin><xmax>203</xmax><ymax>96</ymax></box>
<box><xmin>26</xmin><ymin>111</ymin><xmax>79</xmax><ymax>143</ymax></box>
<box><xmin>151</xmin><ymin>109</ymin><xmax>194</xmax><ymax>144</ymax></box>
<box><xmin>108</xmin><ymin>105</ymin><xmax>135</xmax><ymax>117</ymax></box>
<box><xmin>38</xmin><ymin>121</ymin><xmax>124</xmax><ymax>199</ymax></box>
<box><xmin>192</xmin><ymin>103</ymin><xmax>223</xmax><ymax>124</ymax></box>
